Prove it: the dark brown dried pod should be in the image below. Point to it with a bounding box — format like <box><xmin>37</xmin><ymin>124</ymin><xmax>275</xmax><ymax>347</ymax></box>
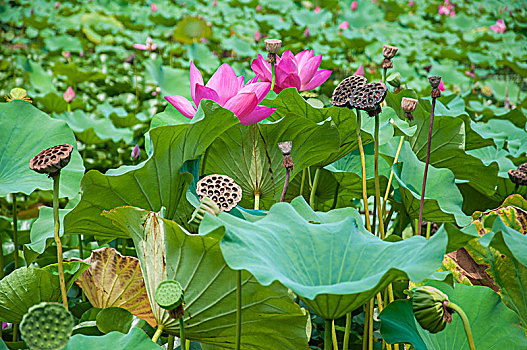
<box><xmin>431</xmin><ymin>88</ymin><xmax>441</xmax><ymax>99</ymax></box>
<box><xmin>508</xmin><ymin>169</ymin><xmax>527</xmax><ymax>186</ymax></box>
<box><xmin>350</xmin><ymin>82</ymin><xmax>388</xmax><ymax>112</ymax></box>
<box><xmin>264</xmin><ymin>39</ymin><xmax>282</xmax><ymax>54</ymax></box>
<box><xmin>428</xmin><ymin>76</ymin><xmax>442</xmax><ymax>89</ymax></box>
<box><xmin>382</xmin><ymin>45</ymin><xmax>398</xmax><ymax>59</ymax></box>
<box><xmin>517</xmin><ymin>162</ymin><xmax>527</xmax><ymax>173</ymax></box>
<box><xmin>29</xmin><ymin>144</ymin><xmax>73</xmax><ymax>177</ymax></box>
<box><xmin>196</xmin><ymin>174</ymin><xmax>242</xmax><ymax>212</ymax></box>
<box><xmin>381</xmin><ymin>58</ymin><xmax>393</xmax><ymax>69</ymax></box>
<box><xmin>331</xmin><ymin>75</ymin><xmax>367</xmax><ymax>107</ymax></box>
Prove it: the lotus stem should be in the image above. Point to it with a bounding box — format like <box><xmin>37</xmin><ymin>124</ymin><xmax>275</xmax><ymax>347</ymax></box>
<box><xmin>121</xmin><ymin>238</ymin><xmax>127</xmax><ymax>255</ymax></box>
<box><xmin>356</xmin><ymin>110</ymin><xmax>372</xmax><ymax>232</ymax></box>
<box><xmin>78</xmin><ymin>234</ymin><xmax>83</xmax><ymax>259</ymax></box>
<box><xmin>331</xmin><ymin>320</ymin><xmax>338</xmax><ymax>350</ymax></box>
<box><xmin>418</xmin><ymin>97</ymin><xmax>436</xmax><ymax>236</ymax></box>
<box><xmin>12</xmin><ymin>193</ymin><xmax>19</xmax><ymax>269</ymax></box>
<box><xmin>67</xmin><ymin>103</ymin><xmax>71</xmax><ymax>113</ymax></box>
<box><xmin>254</xmin><ymin>193</ymin><xmax>260</xmax><ymax>210</ymax></box>
<box><xmin>235</xmin><ymin>270</ymin><xmax>242</xmax><ymax>350</ymax></box>
<box><xmin>374</xmin><ymin>113</ymin><xmax>386</xmax><ymax>239</ymax></box>
<box><xmin>383</xmin><ymin>68</ymin><xmax>387</xmax><ymax>84</ymax></box>
<box><xmin>362</xmin><ymin>303</ymin><xmax>368</xmax><ymax>350</ymax></box>
<box><xmin>447</xmin><ymin>302</ymin><xmax>476</xmax><ymax>350</ymax></box>
<box><xmin>152</xmin><ymin>325</ymin><xmax>163</xmax><ymax>343</ymax></box>
<box><xmin>324</xmin><ymin>319</ymin><xmax>332</xmax><ymax>350</ymax></box>
<box><xmin>53</xmin><ymin>175</ymin><xmax>68</xmax><ymax>309</ymax></box>
<box><xmin>299</xmin><ymin>169</ymin><xmax>306</xmax><ymax>196</ymax></box>
<box><xmin>0</xmin><ymin>224</ymin><xmax>4</xmax><ymax>278</ymax></box>
<box><xmin>426</xmin><ymin>222</ymin><xmax>431</xmax><ymax>240</ymax></box>
<box><xmin>12</xmin><ymin>325</ymin><xmax>17</xmax><ymax>341</ymax></box>
<box><xmin>381</xmin><ymin>136</ymin><xmax>404</xmax><ymax>219</ymax></box>
<box><xmin>280</xmin><ymin>167</ymin><xmax>291</xmax><ymax>202</ymax></box>
<box><xmin>309</xmin><ymin>168</ymin><xmax>321</xmax><ymax>210</ymax></box>
<box><xmin>343</xmin><ymin>312</ymin><xmax>352</xmax><ymax>350</ymax></box>
<box><xmin>179</xmin><ymin>317</ymin><xmax>186</xmax><ymax>350</ymax></box>
<box><xmin>168</xmin><ymin>334</ymin><xmax>175</xmax><ymax>350</ymax></box>
<box><xmin>368</xmin><ymin>298</ymin><xmax>374</xmax><ymax>350</ymax></box>
<box><xmin>134</xmin><ymin>64</ymin><xmax>139</xmax><ymax>115</ymax></box>
<box><xmin>270</xmin><ymin>62</ymin><xmax>276</xmax><ymax>92</ymax></box>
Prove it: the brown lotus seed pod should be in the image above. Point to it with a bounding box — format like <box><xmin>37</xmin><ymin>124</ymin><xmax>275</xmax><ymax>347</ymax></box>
<box><xmin>401</xmin><ymin>97</ymin><xmax>418</xmax><ymax>121</ymax></box>
<box><xmin>277</xmin><ymin>141</ymin><xmax>292</xmax><ymax>156</ymax></box>
<box><xmin>382</xmin><ymin>58</ymin><xmax>393</xmax><ymax>69</ymax></box>
<box><xmin>29</xmin><ymin>144</ymin><xmax>74</xmax><ymax>177</ymax></box>
<box><xmin>350</xmin><ymin>82</ymin><xmax>388</xmax><ymax>113</ymax></box>
<box><xmin>431</xmin><ymin>88</ymin><xmax>441</xmax><ymax>99</ymax></box>
<box><xmin>264</xmin><ymin>39</ymin><xmax>282</xmax><ymax>54</ymax></box>
<box><xmin>331</xmin><ymin>75</ymin><xmax>368</xmax><ymax>107</ymax></box>
<box><xmin>508</xmin><ymin>169</ymin><xmax>527</xmax><ymax>186</ymax></box>
<box><xmin>196</xmin><ymin>174</ymin><xmax>242</xmax><ymax>212</ymax></box>
<box><xmin>517</xmin><ymin>163</ymin><xmax>527</xmax><ymax>173</ymax></box>
<box><xmin>428</xmin><ymin>76</ymin><xmax>441</xmax><ymax>89</ymax></box>
<box><xmin>382</xmin><ymin>45</ymin><xmax>398</xmax><ymax>59</ymax></box>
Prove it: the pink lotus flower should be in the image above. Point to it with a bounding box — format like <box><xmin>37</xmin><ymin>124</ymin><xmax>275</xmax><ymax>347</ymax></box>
<box><xmin>151</xmin><ymin>3</ymin><xmax>157</xmax><ymax>12</ymax></box>
<box><xmin>133</xmin><ymin>37</ymin><xmax>157</xmax><ymax>51</ymax></box>
<box><xmin>490</xmin><ymin>19</ymin><xmax>506</xmax><ymax>33</ymax></box>
<box><xmin>64</xmin><ymin>87</ymin><xmax>75</xmax><ymax>103</ymax></box>
<box><xmin>339</xmin><ymin>21</ymin><xmax>349</xmax><ymax>30</ymax></box>
<box><xmin>408</xmin><ymin>0</ymin><xmax>414</xmax><ymax>7</ymax></box>
<box><xmin>314</xmin><ymin>6</ymin><xmax>321</xmax><ymax>13</ymax></box>
<box><xmin>351</xmin><ymin>1</ymin><xmax>358</xmax><ymax>11</ymax></box>
<box><xmin>62</xmin><ymin>51</ymin><xmax>71</xmax><ymax>59</ymax></box>
<box><xmin>304</xmin><ymin>27</ymin><xmax>310</xmax><ymax>37</ymax></box>
<box><xmin>55</xmin><ymin>1</ymin><xmax>60</xmax><ymax>9</ymax></box>
<box><xmin>213</xmin><ymin>0</ymin><xmax>218</xmax><ymax>6</ymax></box>
<box><xmin>438</xmin><ymin>0</ymin><xmax>455</xmax><ymax>16</ymax></box>
<box><xmin>251</xmin><ymin>50</ymin><xmax>332</xmax><ymax>94</ymax></box>
<box><xmin>165</xmin><ymin>62</ymin><xmax>276</xmax><ymax>125</ymax></box>
<box><xmin>254</xmin><ymin>30</ymin><xmax>262</xmax><ymax>43</ymax></box>
<box><xmin>438</xmin><ymin>79</ymin><xmax>445</xmax><ymax>91</ymax></box>
<box><xmin>256</xmin><ymin>4</ymin><xmax>261</xmax><ymax>11</ymax></box>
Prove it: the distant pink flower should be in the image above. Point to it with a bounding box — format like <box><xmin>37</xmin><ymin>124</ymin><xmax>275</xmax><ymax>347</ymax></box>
<box><xmin>351</xmin><ymin>1</ymin><xmax>358</xmax><ymax>11</ymax></box>
<box><xmin>63</xmin><ymin>87</ymin><xmax>75</xmax><ymax>103</ymax></box>
<box><xmin>304</xmin><ymin>27</ymin><xmax>310</xmax><ymax>37</ymax></box>
<box><xmin>30</xmin><ymin>8</ymin><xmax>34</xmax><ymax>14</ymax></box>
<box><xmin>151</xmin><ymin>3</ymin><xmax>157</xmax><ymax>12</ymax></box>
<box><xmin>80</xmin><ymin>50</ymin><xmax>85</xmax><ymax>57</ymax></box>
<box><xmin>213</xmin><ymin>0</ymin><xmax>218</xmax><ymax>6</ymax></box>
<box><xmin>490</xmin><ymin>19</ymin><xmax>506</xmax><ymax>33</ymax></box>
<box><xmin>339</xmin><ymin>21</ymin><xmax>349</xmax><ymax>30</ymax></box>
<box><xmin>408</xmin><ymin>0</ymin><xmax>414</xmax><ymax>7</ymax></box>
<box><xmin>438</xmin><ymin>0</ymin><xmax>455</xmax><ymax>16</ymax></box>
<box><xmin>131</xmin><ymin>145</ymin><xmax>141</xmax><ymax>160</ymax></box>
<box><xmin>438</xmin><ymin>79</ymin><xmax>445</xmax><ymax>91</ymax></box>
<box><xmin>2</xmin><ymin>323</ymin><xmax>7</xmax><ymax>330</ymax></box>
<box><xmin>55</xmin><ymin>2</ymin><xmax>60</xmax><ymax>9</ymax></box>
<box><xmin>133</xmin><ymin>37</ymin><xmax>157</xmax><ymax>51</ymax></box>
<box><xmin>165</xmin><ymin>62</ymin><xmax>276</xmax><ymax>125</ymax></box>
<box><xmin>314</xmin><ymin>6</ymin><xmax>321</xmax><ymax>13</ymax></box>
<box><xmin>62</xmin><ymin>51</ymin><xmax>70</xmax><ymax>59</ymax></box>
<box><xmin>354</xmin><ymin>64</ymin><xmax>364</xmax><ymax>76</ymax></box>
<box><xmin>254</xmin><ymin>30</ymin><xmax>262</xmax><ymax>42</ymax></box>
<box><xmin>256</xmin><ymin>4</ymin><xmax>261</xmax><ymax>11</ymax></box>
<box><xmin>465</xmin><ymin>70</ymin><xmax>476</xmax><ymax>79</ymax></box>
<box><xmin>251</xmin><ymin>49</ymin><xmax>332</xmax><ymax>94</ymax></box>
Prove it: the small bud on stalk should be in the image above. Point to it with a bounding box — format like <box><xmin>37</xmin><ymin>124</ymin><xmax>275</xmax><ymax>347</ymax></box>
<box><xmin>265</xmin><ymin>39</ymin><xmax>282</xmax><ymax>64</ymax></box>
<box><xmin>278</xmin><ymin>142</ymin><xmax>293</xmax><ymax>202</ymax></box>
<box><xmin>401</xmin><ymin>97</ymin><xmax>418</xmax><ymax>121</ymax></box>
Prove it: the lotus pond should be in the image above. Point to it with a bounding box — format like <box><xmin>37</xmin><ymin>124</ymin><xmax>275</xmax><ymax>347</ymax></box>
<box><xmin>0</xmin><ymin>0</ymin><xmax>526</xmax><ymax>349</ymax></box>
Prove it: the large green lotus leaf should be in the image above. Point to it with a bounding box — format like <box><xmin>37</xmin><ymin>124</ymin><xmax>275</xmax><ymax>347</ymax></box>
<box><xmin>63</xmin><ymin>100</ymin><xmax>240</xmax><ymax>238</ymax></box>
<box><xmin>103</xmin><ymin>206</ymin><xmax>310</xmax><ymax>350</ymax></box>
<box><xmin>144</xmin><ymin>58</ymin><xmax>191</xmax><ymax>97</ymax></box>
<box><xmin>52</xmin><ymin>62</ymin><xmax>106</xmax><ymax>85</ymax></box>
<box><xmin>0</xmin><ymin>262</ymin><xmax>89</xmax><ymax>323</ymax></box>
<box><xmin>264</xmin><ymin>88</ymin><xmax>374</xmax><ymax>166</ymax></box>
<box><xmin>64</xmin><ymin>328</ymin><xmax>162</xmax><ymax>350</ymax></box>
<box><xmin>200</xmin><ymin>197</ymin><xmax>448</xmax><ymax>320</ymax></box>
<box><xmin>470</xmin><ymin>119</ymin><xmax>527</xmax><ymax>159</ymax></box>
<box><xmin>380</xmin><ymin>283</ymin><xmax>527</xmax><ymax>349</ymax></box>
<box><xmin>393</xmin><ymin>142</ymin><xmax>470</xmax><ymax>226</ymax></box>
<box><xmin>0</xmin><ymin>101</ymin><xmax>84</xmax><ymax>198</ymax></box>
<box><xmin>204</xmin><ymin>113</ymin><xmax>340</xmax><ymax>210</ymax></box>
<box><xmin>18</xmin><ymin>58</ymin><xmax>57</xmax><ymax>93</ymax></box>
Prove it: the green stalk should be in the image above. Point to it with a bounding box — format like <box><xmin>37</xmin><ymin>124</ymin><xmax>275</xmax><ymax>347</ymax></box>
<box><xmin>78</xmin><ymin>234</ymin><xmax>83</xmax><ymax>259</ymax></box>
<box><xmin>447</xmin><ymin>302</ymin><xmax>476</xmax><ymax>350</ymax></box>
<box><xmin>12</xmin><ymin>194</ymin><xmax>19</xmax><ymax>269</ymax></box>
<box><xmin>426</xmin><ymin>222</ymin><xmax>431</xmax><ymax>240</ymax></box>
<box><xmin>235</xmin><ymin>270</ymin><xmax>242</xmax><ymax>350</ymax></box>
<box><xmin>381</xmin><ymin>136</ymin><xmax>404</xmax><ymax>219</ymax></box>
<box><xmin>324</xmin><ymin>319</ymin><xmax>332</xmax><ymax>350</ymax></box>
<box><xmin>67</xmin><ymin>103</ymin><xmax>71</xmax><ymax>113</ymax></box>
<box><xmin>270</xmin><ymin>62</ymin><xmax>276</xmax><ymax>92</ymax></box>
<box><xmin>331</xmin><ymin>320</ymin><xmax>338</xmax><ymax>350</ymax></box>
<box><xmin>374</xmin><ymin>113</ymin><xmax>386</xmax><ymax>239</ymax></box>
<box><xmin>121</xmin><ymin>238</ymin><xmax>127</xmax><ymax>255</ymax></box>
<box><xmin>362</xmin><ymin>303</ymin><xmax>368</xmax><ymax>350</ymax></box>
<box><xmin>179</xmin><ymin>317</ymin><xmax>186</xmax><ymax>350</ymax></box>
<box><xmin>383</xmin><ymin>68</ymin><xmax>387</xmax><ymax>84</ymax></box>
<box><xmin>356</xmin><ymin>110</ymin><xmax>372</xmax><ymax>232</ymax></box>
<box><xmin>151</xmin><ymin>325</ymin><xmax>163</xmax><ymax>343</ymax></box>
<box><xmin>309</xmin><ymin>168</ymin><xmax>321</xmax><ymax>210</ymax></box>
<box><xmin>343</xmin><ymin>312</ymin><xmax>352</xmax><ymax>350</ymax></box>
<box><xmin>0</xmin><ymin>220</ymin><xmax>4</xmax><ymax>278</ymax></box>
<box><xmin>134</xmin><ymin>64</ymin><xmax>139</xmax><ymax>115</ymax></box>
<box><xmin>53</xmin><ymin>175</ymin><xmax>68</xmax><ymax>309</ymax></box>
<box><xmin>299</xmin><ymin>169</ymin><xmax>306</xmax><ymax>196</ymax></box>
<box><xmin>168</xmin><ymin>334</ymin><xmax>175</xmax><ymax>350</ymax></box>
<box><xmin>368</xmin><ymin>299</ymin><xmax>374</xmax><ymax>350</ymax></box>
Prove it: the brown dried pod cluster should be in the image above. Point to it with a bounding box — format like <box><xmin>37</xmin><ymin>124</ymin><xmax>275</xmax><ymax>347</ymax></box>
<box><xmin>350</xmin><ymin>82</ymin><xmax>388</xmax><ymax>116</ymax></box>
<box><xmin>382</xmin><ymin>45</ymin><xmax>398</xmax><ymax>69</ymax></box>
<box><xmin>278</xmin><ymin>141</ymin><xmax>294</xmax><ymax>170</ymax></box>
<box><xmin>196</xmin><ymin>174</ymin><xmax>242</xmax><ymax>212</ymax></box>
<box><xmin>508</xmin><ymin>163</ymin><xmax>527</xmax><ymax>186</ymax></box>
<box><xmin>265</xmin><ymin>39</ymin><xmax>282</xmax><ymax>64</ymax></box>
<box><xmin>401</xmin><ymin>97</ymin><xmax>418</xmax><ymax>120</ymax></box>
<box><xmin>29</xmin><ymin>144</ymin><xmax>73</xmax><ymax>177</ymax></box>
<box><xmin>429</xmin><ymin>76</ymin><xmax>442</xmax><ymax>98</ymax></box>
<box><xmin>331</xmin><ymin>75</ymin><xmax>367</xmax><ymax>107</ymax></box>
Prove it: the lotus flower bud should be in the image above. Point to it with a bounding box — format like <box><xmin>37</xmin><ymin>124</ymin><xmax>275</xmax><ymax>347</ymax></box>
<box><xmin>383</xmin><ymin>45</ymin><xmax>398</xmax><ymax>59</ymax></box>
<box><xmin>387</xmin><ymin>72</ymin><xmax>401</xmax><ymax>88</ymax></box>
<box><xmin>264</xmin><ymin>39</ymin><xmax>282</xmax><ymax>54</ymax></box>
<box><xmin>62</xmin><ymin>51</ymin><xmax>70</xmax><ymax>59</ymax></box>
<box><xmin>351</xmin><ymin>1</ymin><xmax>358</xmax><ymax>11</ymax></box>
<box><xmin>401</xmin><ymin>97</ymin><xmax>418</xmax><ymax>120</ymax></box>
<box><xmin>304</xmin><ymin>27</ymin><xmax>310</xmax><ymax>37</ymax></box>
<box><xmin>412</xmin><ymin>286</ymin><xmax>453</xmax><ymax>333</ymax></box>
<box><xmin>151</xmin><ymin>3</ymin><xmax>157</xmax><ymax>12</ymax></box>
<box><xmin>55</xmin><ymin>1</ymin><xmax>60</xmax><ymax>9</ymax></box>
<box><xmin>254</xmin><ymin>30</ymin><xmax>262</xmax><ymax>43</ymax></box>
<box><xmin>131</xmin><ymin>145</ymin><xmax>140</xmax><ymax>161</ymax></box>
<box><xmin>63</xmin><ymin>87</ymin><xmax>75</xmax><ymax>103</ymax></box>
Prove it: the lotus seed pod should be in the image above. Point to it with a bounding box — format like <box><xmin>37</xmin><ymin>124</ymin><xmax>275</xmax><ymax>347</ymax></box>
<box><xmin>331</xmin><ymin>75</ymin><xmax>367</xmax><ymax>107</ymax></box>
<box><xmin>508</xmin><ymin>169</ymin><xmax>527</xmax><ymax>186</ymax></box>
<box><xmin>382</xmin><ymin>45</ymin><xmax>398</xmax><ymax>59</ymax></box>
<box><xmin>277</xmin><ymin>141</ymin><xmax>292</xmax><ymax>156</ymax></box>
<box><xmin>517</xmin><ymin>162</ymin><xmax>527</xmax><ymax>173</ymax></box>
<box><xmin>155</xmin><ymin>280</ymin><xmax>184</xmax><ymax>311</ymax></box>
<box><xmin>350</xmin><ymin>82</ymin><xmax>388</xmax><ymax>113</ymax></box>
<box><xmin>20</xmin><ymin>302</ymin><xmax>74</xmax><ymax>350</ymax></box>
<box><xmin>188</xmin><ymin>196</ymin><xmax>221</xmax><ymax>226</ymax></box>
<box><xmin>387</xmin><ymin>72</ymin><xmax>401</xmax><ymax>88</ymax></box>
<box><xmin>401</xmin><ymin>97</ymin><xmax>418</xmax><ymax>120</ymax></box>
<box><xmin>428</xmin><ymin>76</ymin><xmax>441</xmax><ymax>89</ymax></box>
<box><xmin>196</xmin><ymin>174</ymin><xmax>242</xmax><ymax>212</ymax></box>
<box><xmin>264</xmin><ymin>39</ymin><xmax>282</xmax><ymax>54</ymax></box>
<box><xmin>412</xmin><ymin>286</ymin><xmax>452</xmax><ymax>334</ymax></box>
<box><xmin>29</xmin><ymin>144</ymin><xmax>74</xmax><ymax>178</ymax></box>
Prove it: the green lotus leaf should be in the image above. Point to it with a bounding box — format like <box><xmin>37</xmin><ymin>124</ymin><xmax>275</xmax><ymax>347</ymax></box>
<box><xmin>96</xmin><ymin>307</ymin><xmax>134</xmax><ymax>334</ymax></box>
<box><xmin>103</xmin><ymin>206</ymin><xmax>310</xmax><ymax>350</ymax></box>
<box><xmin>52</xmin><ymin>62</ymin><xmax>106</xmax><ymax>85</ymax></box>
<box><xmin>44</xmin><ymin>35</ymin><xmax>82</xmax><ymax>52</ymax></box>
<box><xmin>63</xmin><ymin>100</ymin><xmax>240</xmax><ymax>238</ymax></box>
<box><xmin>380</xmin><ymin>283</ymin><xmax>527</xmax><ymax>349</ymax></box>
<box><xmin>0</xmin><ymin>101</ymin><xmax>84</xmax><ymax>198</ymax></box>
<box><xmin>0</xmin><ymin>262</ymin><xmax>89</xmax><ymax>323</ymax></box>
<box><xmin>200</xmin><ymin>196</ymin><xmax>448</xmax><ymax>320</ymax></box>
<box><xmin>18</xmin><ymin>58</ymin><xmax>57</xmax><ymax>93</ymax></box>
<box><xmin>64</xmin><ymin>328</ymin><xmax>162</xmax><ymax>350</ymax></box>
<box><xmin>392</xmin><ymin>142</ymin><xmax>470</xmax><ymax>226</ymax></box>
<box><xmin>144</xmin><ymin>58</ymin><xmax>191</xmax><ymax>97</ymax></box>
<box><xmin>173</xmin><ymin>16</ymin><xmax>212</xmax><ymax>45</ymax></box>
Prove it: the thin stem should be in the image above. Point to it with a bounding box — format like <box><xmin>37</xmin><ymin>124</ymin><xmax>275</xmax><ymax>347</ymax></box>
<box><xmin>78</xmin><ymin>234</ymin><xmax>83</xmax><ymax>259</ymax></box>
<box><xmin>270</xmin><ymin>62</ymin><xmax>276</xmax><ymax>92</ymax></box>
<box><xmin>280</xmin><ymin>168</ymin><xmax>290</xmax><ymax>202</ymax></box>
<box><xmin>324</xmin><ymin>319</ymin><xmax>332</xmax><ymax>350</ymax></box>
<box><xmin>0</xmin><ymin>223</ymin><xmax>3</xmax><ymax>277</ymax></box>
<box><xmin>12</xmin><ymin>324</ymin><xmax>17</xmax><ymax>341</ymax></box>
<box><xmin>368</xmin><ymin>298</ymin><xmax>374</xmax><ymax>350</ymax></box>
<box><xmin>418</xmin><ymin>97</ymin><xmax>436</xmax><ymax>236</ymax></box>
<box><xmin>151</xmin><ymin>325</ymin><xmax>163</xmax><ymax>343</ymax></box>
<box><xmin>168</xmin><ymin>334</ymin><xmax>175</xmax><ymax>350</ymax></box>
<box><xmin>374</xmin><ymin>113</ymin><xmax>386</xmax><ymax>239</ymax></box>
<box><xmin>372</xmin><ymin>199</ymin><xmax>377</xmax><ymax>236</ymax></box>
<box><xmin>179</xmin><ymin>317</ymin><xmax>186</xmax><ymax>350</ymax></box>
<box><xmin>53</xmin><ymin>175</ymin><xmax>68</xmax><ymax>309</ymax></box>
<box><xmin>381</xmin><ymin>136</ymin><xmax>404</xmax><ymax>218</ymax></box>
<box><xmin>134</xmin><ymin>64</ymin><xmax>139</xmax><ymax>115</ymax></box>
<box><xmin>426</xmin><ymin>222</ymin><xmax>431</xmax><ymax>240</ymax></box>
<box><xmin>299</xmin><ymin>169</ymin><xmax>306</xmax><ymax>196</ymax></box>
<box><xmin>382</xmin><ymin>68</ymin><xmax>387</xmax><ymax>84</ymax></box>
<box><xmin>343</xmin><ymin>312</ymin><xmax>352</xmax><ymax>350</ymax></box>
<box><xmin>121</xmin><ymin>238</ymin><xmax>127</xmax><ymax>255</ymax></box>
<box><xmin>447</xmin><ymin>302</ymin><xmax>476</xmax><ymax>350</ymax></box>
<box><xmin>254</xmin><ymin>193</ymin><xmax>260</xmax><ymax>210</ymax></box>
<box><xmin>362</xmin><ymin>303</ymin><xmax>368</xmax><ymax>350</ymax></box>
<box><xmin>235</xmin><ymin>270</ymin><xmax>242</xmax><ymax>350</ymax></box>
<box><xmin>331</xmin><ymin>320</ymin><xmax>338</xmax><ymax>350</ymax></box>
<box><xmin>356</xmin><ymin>110</ymin><xmax>372</xmax><ymax>232</ymax></box>
<box><xmin>12</xmin><ymin>194</ymin><xmax>19</xmax><ymax>269</ymax></box>
<box><xmin>309</xmin><ymin>168</ymin><xmax>321</xmax><ymax>210</ymax></box>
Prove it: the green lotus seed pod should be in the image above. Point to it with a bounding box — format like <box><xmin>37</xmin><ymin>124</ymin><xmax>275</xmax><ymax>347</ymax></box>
<box><xmin>155</xmin><ymin>280</ymin><xmax>184</xmax><ymax>311</ymax></box>
<box><xmin>412</xmin><ymin>286</ymin><xmax>453</xmax><ymax>334</ymax></box>
<box><xmin>387</xmin><ymin>72</ymin><xmax>402</xmax><ymax>88</ymax></box>
<box><xmin>20</xmin><ymin>302</ymin><xmax>74</xmax><ymax>350</ymax></box>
